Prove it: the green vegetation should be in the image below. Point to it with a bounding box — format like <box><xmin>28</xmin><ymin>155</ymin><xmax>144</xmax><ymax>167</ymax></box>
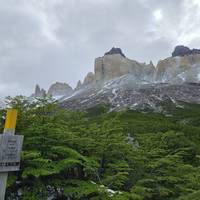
<box><xmin>2</xmin><ymin>96</ymin><xmax>200</xmax><ymax>200</ymax></box>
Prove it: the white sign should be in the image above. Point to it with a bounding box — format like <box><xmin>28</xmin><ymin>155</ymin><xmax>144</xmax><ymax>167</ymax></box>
<box><xmin>0</xmin><ymin>134</ymin><xmax>23</xmax><ymax>172</ymax></box>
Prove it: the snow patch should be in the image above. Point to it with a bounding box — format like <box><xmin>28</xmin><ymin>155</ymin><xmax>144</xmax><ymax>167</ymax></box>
<box><xmin>53</xmin><ymin>95</ymin><xmax>64</xmax><ymax>100</ymax></box>
<box><xmin>132</xmin><ymin>103</ymin><xmax>138</xmax><ymax>107</ymax></box>
<box><xmin>169</xmin><ymin>96</ymin><xmax>176</xmax><ymax>104</ymax></box>
<box><xmin>80</xmin><ymin>99</ymin><xmax>89</xmax><ymax>104</ymax></box>
<box><xmin>112</xmin><ymin>88</ymin><xmax>118</xmax><ymax>100</ymax></box>
<box><xmin>62</xmin><ymin>90</ymin><xmax>82</xmax><ymax>101</ymax></box>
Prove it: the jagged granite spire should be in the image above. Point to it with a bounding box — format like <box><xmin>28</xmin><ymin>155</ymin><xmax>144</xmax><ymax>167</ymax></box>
<box><xmin>76</xmin><ymin>80</ymin><xmax>82</xmax><ymax>88</ymax></box>
<box><xmin>32</xmin><ymin>84</ymin><xmax>46</xmax><ymax>98</ymax></box>
<box><xmin>35</xmin><ymin>84</ymin><xmax>41</xmax><ymax>95</ymax></box>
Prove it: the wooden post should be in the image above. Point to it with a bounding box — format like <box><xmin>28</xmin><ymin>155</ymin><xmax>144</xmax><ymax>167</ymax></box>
<box><xmin>0</xmin><ymin>109</ymin><xmax>17</xmax><ymax>200</ymax></box>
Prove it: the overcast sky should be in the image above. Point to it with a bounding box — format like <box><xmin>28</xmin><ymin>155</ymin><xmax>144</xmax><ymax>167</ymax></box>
<box><xmin>1</xmin><ymin>0</ymin><xmax>200</xmax><ymax>96</ymax></box>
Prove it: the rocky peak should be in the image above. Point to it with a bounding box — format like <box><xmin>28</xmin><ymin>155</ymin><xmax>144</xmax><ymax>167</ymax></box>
<box><xmin>75</xmin><ymin>80</ymin><xmax>82</xmax><ymax>90</ymax></box>
<box><xmin>47</xmin><ymin>82</ymin><xmax>73</xmax><ymax>97</ymax></box>
<box><xmin>83</xmin><ymin>72</ymin><xmax>95</xmax><ymax>85</ymax></box>
<box><xmin>172</xmin><ymin>45</ymin><xmax>200</xmax><ymax>57</ymax></box>
<box><xmin>32</xmin><ymin>84</ymin><xmax>46</xmax><ymax>98</ymax></box>
<box><xmin>105</xmin><ymin>47</ymin><xmax>126</xmax><ymax>58</ymax></box>
<box><xmin>149</xmin><ymin>60</ymin><xmax>154</xmax><ymax>66</ymax></box>
<box><xmin>35</xmin><ymin>84</ymin><xmax>40</xmax><ymax>95</ymax></box>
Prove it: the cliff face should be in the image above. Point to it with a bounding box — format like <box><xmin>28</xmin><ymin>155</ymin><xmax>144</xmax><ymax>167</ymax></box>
<box><xmin>93</xmin><ymin>47</ymin><xmax>200</xmax><ymax>85</ymax></box>
<box><xmin>94</xmin><ymin>50</ymin><xmax>155</xmax><ymax>83</ymax></box>
<box><xmin>95</xmin><ymin>54</ymin><xmax>139</xmax><ymax>81</ymax></box>
<box><xmin>156</xmin><ymin>54</ymin><xmax>200</xmax><ymax>83</ymax></box>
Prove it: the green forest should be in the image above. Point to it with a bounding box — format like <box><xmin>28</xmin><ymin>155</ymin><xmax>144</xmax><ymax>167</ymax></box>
<box><xmin>2</xmin><ymin>96</ymin><xmax>200</xmax><ymax>200</ymax></box>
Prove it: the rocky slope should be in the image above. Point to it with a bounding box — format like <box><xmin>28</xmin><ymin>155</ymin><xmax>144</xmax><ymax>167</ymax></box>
<box><xmin>60</xmin><ymin>77</ymin><xmax>200</xmax><ymax>111</ymax></box>
<box><xmin>32</xmin><ymin>46</ymin><xmax>200</xmax><ymax>111</ymax></box>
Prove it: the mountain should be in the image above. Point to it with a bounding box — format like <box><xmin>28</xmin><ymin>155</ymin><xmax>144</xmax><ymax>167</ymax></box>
<box><xmin>47</xmin><ymin>82</ymin><xmax>73</xmax><ymax>98</ymax></box>
<box><xmin>32</xmin><ymin>46</ymin><xmax>200</xmax><ymax>111</ymax></box>
<box><xmin>31</xmin><ymin>82</ymin><xmax>74</xmax><ymax>99</ymax></box>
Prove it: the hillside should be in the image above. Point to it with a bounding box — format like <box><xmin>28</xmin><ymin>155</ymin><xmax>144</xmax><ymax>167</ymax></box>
<box><xmin>3</xmin><ymin>96</ymin><xmax>200</xmax><ymax>200</ymax></box>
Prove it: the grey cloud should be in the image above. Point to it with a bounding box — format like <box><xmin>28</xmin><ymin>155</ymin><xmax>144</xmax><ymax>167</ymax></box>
<box><xmin>0</xmin><ymin>0</ymin><xmax>199</xmax><ymax>96</ymax></box>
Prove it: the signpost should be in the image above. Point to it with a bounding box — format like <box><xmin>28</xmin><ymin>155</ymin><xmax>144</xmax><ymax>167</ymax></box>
<box><xmin>0</xmin><ymin>109</ymin><xmax>23</xmax><ymax>200</ymax></box>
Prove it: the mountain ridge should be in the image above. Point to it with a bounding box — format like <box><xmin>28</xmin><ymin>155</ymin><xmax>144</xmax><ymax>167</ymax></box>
<box><xmin>31</xmin><ymin>46</ymin><xmax>200</xmax><ymax>111</ymax></box>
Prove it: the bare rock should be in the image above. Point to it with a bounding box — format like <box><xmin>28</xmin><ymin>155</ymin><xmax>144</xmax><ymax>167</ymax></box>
<box><xmin>172</xmin><ymin>45</ymin><xmax>200</xmax><ymax>57</ymax></box>
<box><xmin>75</xmin><ymin>80</ymin><xmax>82</xmax><ymax>90</ymax></box>
<box><xmin>143</xmin><ymin>61</ymin><xmax>156</xmax><ymax>81</ymax></box>
<box><xmin>105</xmin><ymin>47</ymin><xmax>126</xmax><ymax>57</ymax></box>
<box><xmin>83</xmin><ymin>72</ymin><xmax>95</xmax><ymax>85</ymax></box>
<box><xmin>31</xmin><ymin>84</ymin><xmax>46</xmax><ymax>98</ymax></box>
<box><xmin>35</xmin><ymin>84</ymin><xmax>40</xmax><ymax>95</ymax></box>
<box><xmin>47</xmin><ymin>82</ymin><xmax>73</xmax><ymax>97</ymax></box>
<box><xmin>156</xmin><ymin>54</ymin><xmax>200</xmax><ymax>83</ymax></box>
<box><xmin>94</xmin><ymin>53</ymin><xmax>155</xmax><ymax>83</ymax></box>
